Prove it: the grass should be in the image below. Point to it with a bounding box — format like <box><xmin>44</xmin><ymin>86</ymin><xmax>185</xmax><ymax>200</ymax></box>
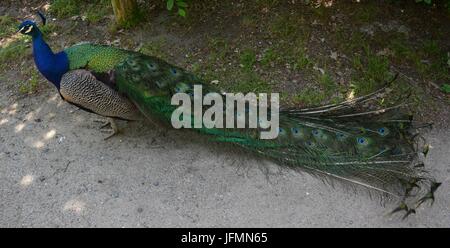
<box><xmin>241</xmin><ymin>15</ymin><xmax>258</xmax><ymax>29</ymax></box>
<box><xmin>140</xmin><ymin>38</ymin><xmax>168</xmax><ymax>59</ymax></box>
<box><xmin>318</xmin><ymin>72</ymin><xmax>337</xmax><ymax>94</ymax></box>
<box><xmin>239</xmin><ymin>49</ymin><xmax>257</xmax><ymax>71</ymax></box>
<box><xmin>0</xmin><ymin>15</ymin><xmax>17</xmax><ymax>37</ymax></box>
<box><xmin>293</xmin><ymin>87</ymin><xmax>326</xmax><ymax>106</ymax></box>
<box><xmin>332</xmin><ymin>19</ymin><xmax>446</xmax><ymax>109</ymax></box>
<box><xmin>50</xmin><ymin>0</ymin><xmax>111</xmax><ymax>23</ymax></box>
<box><xmin>49</xmin><ymin>0</ymin><xmax>80</xmax><ymax>18</ymax></box>
<box><xmin>86</xmin><ymin>2</ymin><xmax>112</xmax><ymax>24</ymax></box>
<box><xmin>0</xmin><ymin>37</ymin><xmax>31</xmax><ymax>70</ymax></box>
<box><xmin>207</xmin><ymin>37</ymin><xmax>229</xmax><ymax>61</ymax></box>
<box><xmin>40</xmin><ymin>23</ymin><xmax>60</xmax><ymax>38</ymax></box>
<box><xmin>269</xmin><ymin>14</ymin><xmax>305</xmax><ymax>39</ymax></box>
<box><xmin>18</xmin><ymin>70</ymin><xmax>40</xmax><ymax>94</ymax></box>
<box><xmin>389</xmin><ymin>37</ymin><xmax>450</xmax><ymax>83</ymax></box>
<box><xmin>258</xmin><ymin>38</ymin><xmax>313</xmax><ymax>71</ymax></box>
<box><xmin>292</xmin><ymin>71</ymin><xmax>342</xmax><ymax>106</ymax></box>
<box><xmin>185</xmin><ymin>37</ymin><xmax>274</xmax><ymax>94</ymax></box>
<box><xmin>226</xmin><ymin>72</ymin><xmax>272</xmax><ymax>94</ymax></box>
<box><xmin>353</xmin><ymin>4</ymin><xmax>379</xmax><ymax>23</ymax></box>
<box><xmin>351</xmin><ymin>48</ymin><xmax>392</xmax><ymax>96</ymax></box>
<box><xmin>293</xmin><ymin>46</ymin><xmax>313</xmax><ymax>70</ymax></box>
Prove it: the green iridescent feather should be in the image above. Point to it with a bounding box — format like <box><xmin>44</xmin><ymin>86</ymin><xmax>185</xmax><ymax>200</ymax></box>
<box><xmin>64</xmin><ymin>43</ymin><xmax>440</xmax><ymax>217</ymax></box>
<box><xmin>65</xmin><ymin>43</ymin><xmax>133</xmax><ymax>72</ymax></box>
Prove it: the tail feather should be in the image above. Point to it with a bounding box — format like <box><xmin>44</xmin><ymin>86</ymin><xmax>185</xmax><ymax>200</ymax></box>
<box><xmin>113</xmin><ymin>54</ymin><xmax>440</xmax><ymax>217</ymax></box>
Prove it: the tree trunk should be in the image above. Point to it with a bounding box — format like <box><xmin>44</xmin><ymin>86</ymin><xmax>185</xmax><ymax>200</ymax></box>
<box><xmin>111</xmin><ymin>0</ymin><xmax>138</xmax><ymax>26</ymax></box>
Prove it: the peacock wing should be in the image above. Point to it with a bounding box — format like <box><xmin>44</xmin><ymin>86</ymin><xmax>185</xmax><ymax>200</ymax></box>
<box><xmin>59</xmin><ymin>69</ymin><xmax>141</xmax><ymax>121</ymax></box>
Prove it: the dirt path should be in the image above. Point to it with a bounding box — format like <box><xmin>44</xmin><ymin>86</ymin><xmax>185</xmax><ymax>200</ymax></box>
<box><xmin>0</xmin><ymin>84</ymin><xmax>449</xmax><ymax>227</ymax></box>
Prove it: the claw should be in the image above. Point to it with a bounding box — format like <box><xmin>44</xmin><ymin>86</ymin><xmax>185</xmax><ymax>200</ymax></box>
<box><xmin>390</xmin><ymin>202</ymin><xmax>408</xmax><ymax>215</ymax></box>
<box><xmin>93</xmin><ymin>119</ymin><xmax>110</xmax><ymax>128</ymax></box>
<box><xmin>95</xmin><ymin>118</ymin><xmax>121</xmax><ymax>140</ymax></box>
<box><xmin>422</xmin><ymin>144</ymin><xmax>430</xmax><ymax>157</ymax></box>
<box><xmin>402</xmin><ymin>208</ymin><xmax>416</xmax><ymax>220</ymax></box>
<box><xmin>416</xmin><ymin>193</ymin><xmax>434</xmax><ymax>207</ymax></box>
<box><xmin>390</xmin><ymin>202</ymin><xmax>416</xmax><ymax>220</ymax></box>
<box><xmin>416</xmin><ymin>182</ymin><xmax>441</xmax><ymax>207</ymax></box>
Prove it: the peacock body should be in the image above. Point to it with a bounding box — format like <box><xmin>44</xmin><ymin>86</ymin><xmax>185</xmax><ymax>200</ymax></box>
<box><xmin>18</xmin><ymin>17</ymin><xmax>440</xmax><ymax>218</ymax></box>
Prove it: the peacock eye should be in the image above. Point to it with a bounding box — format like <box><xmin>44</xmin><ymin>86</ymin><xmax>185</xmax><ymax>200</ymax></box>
<box><xmin>357</xmin><ymin>137</ymin><xmax>368</xmax><ymax>145</ymax></box>
<box><xmin>305</xmin><ymin>141</ymin><xmax>314</xmax><ymax>147</ymax></box>
<box><xmin>291</xmin><ymin>127</ymin><xmax>299</xmax><ymax>134</ymax></box>
<box><xmin>312</xmin><ymin>129</ymin><xmax>319</xmax><ymax>136</ymax></box>
<box><xmin>278</xmin><ymin>128</ymin><xmax>284</xmax><ymax>134</ymax></box>
<box><xmin>377</xmin><ymin>127</ymin><xmax>389</xmax><ymax>136</ymax></box>
<box><xmin>170</xmin><ymin>68</ymin><xmax>178</xmax><ymax>75</ymax></box>
<box><xmin>147</xmin><ymin>63</ymin><xmax>156</xmax><ymax>70</ymax></box>
<box><xmin>175</xmin><ymin>87</ymin><xmax>181</xmax><ymax>93</ymax></box>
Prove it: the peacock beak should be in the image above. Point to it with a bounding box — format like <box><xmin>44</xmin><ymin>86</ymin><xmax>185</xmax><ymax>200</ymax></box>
<box><xmin>17</xmin><ymin>26</ymin><xmax>25</xmax><ymax>33</ymax></box>
<box><xmin>17</xmin><ymin>25</ymin><xmax>33</xmax><ymax>34</ymax></box>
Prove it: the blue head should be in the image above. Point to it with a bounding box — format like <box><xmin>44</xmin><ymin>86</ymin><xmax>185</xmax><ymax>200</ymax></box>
<box><xmin>17</xmin><ymin>20</ymin><xmax>41</xmax><ymax>38</ymax></box>
<box><xmin>17</xmin><ymin>15</ymin><xmax>69</xmax><ymax>89</ymax></box>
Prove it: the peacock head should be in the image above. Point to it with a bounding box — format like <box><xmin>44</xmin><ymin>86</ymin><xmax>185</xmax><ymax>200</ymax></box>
<box><xmin>17</xmin><ymin>12</ymin><xmax>46</xmax><ymax>37</ymax></box>
<box><xmin>17</xmin><ymin>20</ymin><xmax>40</xmax><ymax>36</ymax></box>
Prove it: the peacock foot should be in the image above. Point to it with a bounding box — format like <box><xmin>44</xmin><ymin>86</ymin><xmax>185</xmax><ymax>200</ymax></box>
<box><xmin>389</xmin><ymin>202</ymin><xmax>416</xmax><ymax>220</ymax></box>
<box><xmin>94</xmin><ymin>117</ymin><xmax>121</xmax><ymax>140</ymax></box>
<box><xmin>415</xmin><ymin>182</ymin><xmax>442</xmax><ymax>208</ymax></box>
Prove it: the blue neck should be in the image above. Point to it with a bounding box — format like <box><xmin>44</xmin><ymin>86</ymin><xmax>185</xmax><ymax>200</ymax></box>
<box><xmin>32</xmin><ymin>30</ymin><xmax>69</xmax><ymax>89</ymax></box>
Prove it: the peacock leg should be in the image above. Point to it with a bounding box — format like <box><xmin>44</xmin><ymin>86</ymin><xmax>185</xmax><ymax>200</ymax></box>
<box><xmin>94</xmin><ymin>117</ymin><xmax>121</xmax><ymax>140</ymax></box>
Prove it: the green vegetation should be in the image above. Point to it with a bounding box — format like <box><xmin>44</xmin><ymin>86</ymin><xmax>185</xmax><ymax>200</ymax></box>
<box><xmin>50</xmin><ymin>0</ymin><xmax>111</xmax><ymax>23</ymax></box>
<box><xmin>293</xmin><ymin>88</ymin><xmax>326</xmax><ymax>106</ymax></box>
<box><xmin>293</xmin><ymin>71</ymin><xmax>342</xmax><ymax>106</ymax></box>
<box><xmin>318</xmin><ymin>72</ymin><xmax>337</xmax><ymax>95</ymax></box>
<box><xmin>241</xmin><ymin>15</ymin><xmax>258</xmax><ymax>29</ymax></box>
<box><xmin>2</xmin><ymin>0</ymin><xmax>445</xmax><ymax>109</ymax></box>
<box><xmin>239</xmin><ymin>49</ymin><xmax>257</xmax><ymax>71</ymax></box>
<box><xmin>86</xmin><ymin>3</ymin><xmax>111</xmax><ymax>23</ymax></box>
<box><xmin>260</xmin><ymin>48</ymin><xmax>276</xmax><ymax>68</ymax></box>
<box><xmin>40</xmin><ymin>23</ymin><xmax>59</xmax><ymax>38</ymax></box>
<box><xmin>442</xmin><ymin>84</ymin><xmax>450</xmax><ymax>94</ymax></box>
<box><xmin>0</xmin><ymin>38</ymin><xmax>31</xmax><ymax>70</ymax></box>
<box><xmin>49</xmin><ymin>0</ymin><xmax>80</xmax><ymax>17</ymax></box>
<box><xmin>389</xmin><ymin>37</ymin><xmax>450</xmax><ymax>83</ymax></box>
<box><xmin>18</xmin><ymin>70</ymin><xmax>40</xmax><ymax>94</ymax></box>
<box><xmin>166</xmin><ymin>0</ymin><xmax>188</xmax><ymax>17</ymax></box>
<box><xmin>0</xmin><ymin>15</ymin><xmax>17</xmax><ymax>37</ymax></box>
<box><xmin>227</xmin><ymin>74</ymin><xmax>272</xmax><ymax>94</ymax></box>
<box><xmin>351</xmin><ymin>47</ymin><xmax>392</xmax><ymax>96</ymax></box>
<box><xmin>0</xmin><ymin>14</ymin><xmax>29</xmax><ymax>72</ymax></box>
<box><xmin>353</xmin><ymin>3</ymin><xmax>378</xmax><ymax>23</ymax></box>
<box><xmin>293</xmin><ymin>46</ymin><xmax>312</xmax><ymax>70</ymax></box>
<box><xmin>140</xmin><ymin>38</ymin><xmax>169</xmax><ymax>60</ymax></box>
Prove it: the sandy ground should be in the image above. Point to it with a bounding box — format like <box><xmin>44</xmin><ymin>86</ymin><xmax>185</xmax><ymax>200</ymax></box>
<box><xmin>0</xmin><ymin>83</ymin><xmax>449</xmax><ymax>228</ymax></box>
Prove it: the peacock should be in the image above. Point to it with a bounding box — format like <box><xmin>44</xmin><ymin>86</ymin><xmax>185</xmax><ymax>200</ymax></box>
<box><xmin>18</xmin><ymin>13</ymin><xmax>440</xmax><ymax>218</ymax></box>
